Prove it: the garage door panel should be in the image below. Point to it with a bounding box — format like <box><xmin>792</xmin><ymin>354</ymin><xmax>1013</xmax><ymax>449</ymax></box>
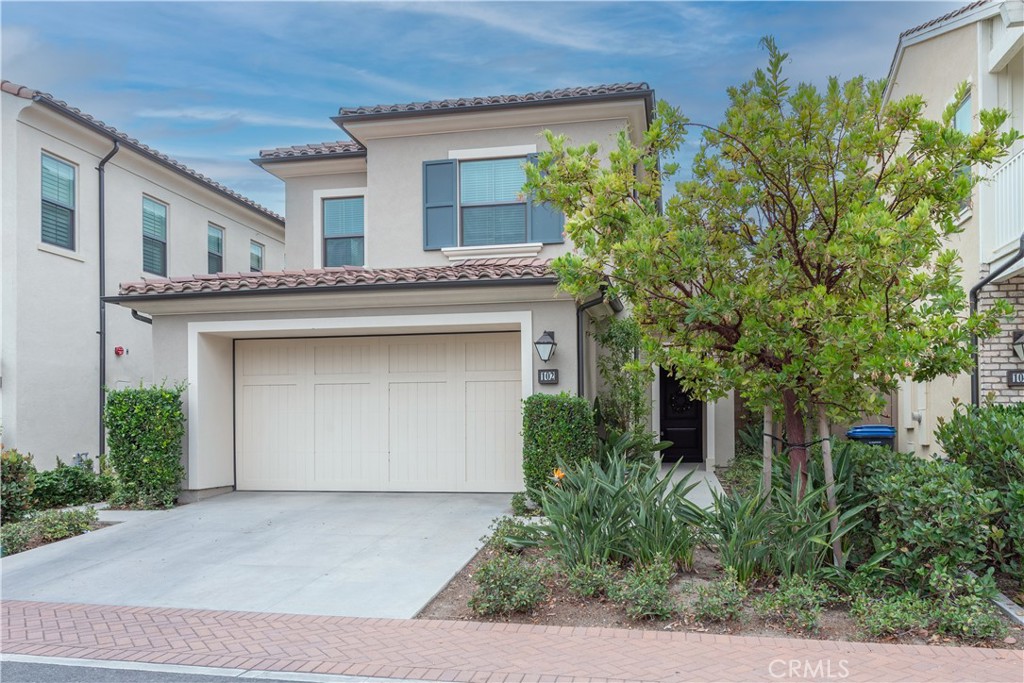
<box><xmin>465</xmin><ymin>338</ymin><xmax>521</xmax><ymax>372</ymax></box>
<box><xmin>465</xmin><ymin>380</ymin><xmax>523</xmax><ymax>489</ymax></box>
<box><xmin>387</xmin><ymin>382</ymin><xmax>461</xmax><ymax>490</ymax></box>
<box><xmin>236</xmin><ymin>332</ymin><xmax>521</xmax><ymax>492</ymax></box>
<box><xmin>388</xmin><ymin>341</ymin><xmax>449</xmax><ymax>373</ymax></box>
<box><xmin>239</xmin><ymin>341</ymin><xmax>305</xmax><ymax>377</ymax></box>
<box><xmin>314</xmin><ymin>342</ymin><xmax>378</xmax><ymax>376</ymax></box>
<box><xmin>314</xmin><ymin>383</ymin><xmax>386</xmax><ymax>488</ymax></box>
<box><xmin>237</xmin><ymin>384</ymin><xmax>309</xmax><ymax>490</ymax></box>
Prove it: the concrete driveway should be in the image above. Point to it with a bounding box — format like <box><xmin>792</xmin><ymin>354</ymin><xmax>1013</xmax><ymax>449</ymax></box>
<box><xmin>1</xmin><ymin>492</ymin><xmax>508</xmax><ymax>619</ymax></box>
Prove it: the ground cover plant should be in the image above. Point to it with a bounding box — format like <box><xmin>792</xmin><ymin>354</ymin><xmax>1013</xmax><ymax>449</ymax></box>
<box><xmin>0</xmin><ymin>507</ymin><xmax>99</xmax><ymax>556</ymax></box>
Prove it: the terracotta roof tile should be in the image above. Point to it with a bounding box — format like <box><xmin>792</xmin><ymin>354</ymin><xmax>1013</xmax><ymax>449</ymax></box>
<box><xmin>118</xmin><ymin>258</ymin><xmax>554</xmax><ymax>296</ymax></box>
<box><xmin>257</xmin><ymin>140</ymin><xmax>365</xmax><ymax>161</ymax></box>
<box><xmin>2</xmin><ymin>80</ymin><xmax>283</xmax><ymax>224</ymax></box>
<box><xmin>338</xmin><ymin>82</ymin><xmax>652</xmax><ymax>118</ymax></box>
<box><xmin>899</xmin><ymin>0</ymin><xmax>989</xmax><ymax>39</ymax></box>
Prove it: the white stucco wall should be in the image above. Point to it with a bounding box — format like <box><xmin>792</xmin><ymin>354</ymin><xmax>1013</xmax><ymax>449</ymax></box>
<box><xmin>0</xmin><ymin>95</ymin><xmax>286</xmax><ymax>469</ymax></box>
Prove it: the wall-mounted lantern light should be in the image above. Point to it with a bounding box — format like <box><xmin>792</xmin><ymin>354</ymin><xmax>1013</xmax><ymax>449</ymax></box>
<box><xmin>534</xmin><ymin>330</ymin><xmax>557</xmax><ymax>363</ymax></box>
<box><xmin>1013</xmin><ymin>331</ymin><xmax>1024</xmax><ymax>363</ymax></box>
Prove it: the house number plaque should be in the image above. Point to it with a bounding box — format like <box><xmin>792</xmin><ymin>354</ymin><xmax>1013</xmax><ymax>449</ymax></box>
<box><xmin>1008</xmin><ymin>370</ymin><xmax>1024</xmax><ymax>387</ymax></box>
<box><xmin>538</xmin><ymin>369</ymin><xmax>559</xmax><ymax>385</ymax></box>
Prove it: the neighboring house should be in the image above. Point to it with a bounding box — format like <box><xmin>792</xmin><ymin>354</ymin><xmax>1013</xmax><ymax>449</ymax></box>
<box><xmin>0</xmin><ymin>81</ymin><xmax>286</xmax><ymax>470</ymax></box>
<box><xmin>884</xmin><ymin>0</ymin><xmax>1024</xmax><ymax>456</ymax></box>
<box><xmin>108</xmin><ymin>83</ymin><xmax>736</xmax><ymax>499</ymax></box>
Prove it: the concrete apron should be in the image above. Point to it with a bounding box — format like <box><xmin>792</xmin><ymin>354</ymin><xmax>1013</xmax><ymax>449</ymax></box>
<box><xmin>0</xmin><ymin>491</ymin><xmax>509</xmax><ymax>619</ymax></box>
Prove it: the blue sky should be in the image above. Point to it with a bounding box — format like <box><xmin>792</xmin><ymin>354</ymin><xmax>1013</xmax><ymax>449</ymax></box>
<box><xmin>2</xmin><ymin>1</ymin><xmax>960</xmax><ymax>215</ymax></box>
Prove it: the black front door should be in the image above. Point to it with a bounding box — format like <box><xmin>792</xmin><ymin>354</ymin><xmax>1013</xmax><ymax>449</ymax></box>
<box><xmin>659</xmin><ymin>368</ymin><xmax>703</xmax><ymax>463</ymax></box>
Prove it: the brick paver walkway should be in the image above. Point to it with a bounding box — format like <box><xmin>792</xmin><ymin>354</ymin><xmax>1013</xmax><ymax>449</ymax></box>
<box><xmin>2</xmin><ymin>601</ymin><xmax>1021</xmax><ymax>682</ymax></box>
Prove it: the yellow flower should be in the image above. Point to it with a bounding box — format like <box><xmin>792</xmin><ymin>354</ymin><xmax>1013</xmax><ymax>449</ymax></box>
<box><xmin>552</xmin><ymin>467</ymin><xmax>566</xmax><ymax>481</ymax></box>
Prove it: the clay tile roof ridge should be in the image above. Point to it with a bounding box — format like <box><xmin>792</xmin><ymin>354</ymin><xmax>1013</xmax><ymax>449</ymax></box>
<box><xmin>899</xmin><ymin>0</ymin><xmax>990</xmax><ymax>39</ymax></box>
<box><xmin>339</xmin><ymin>82</ymin><xmax>652</xmax><ymax>117</ymax></box>
<box><xmin>1</xmin><ymin>79</ymin><xmax>283</xmax><ymax>224</ymax></box>
<box><xmin>257</xmin><ymin>140</ymin><xmax>366</xmax><ymax>160</ymax></box>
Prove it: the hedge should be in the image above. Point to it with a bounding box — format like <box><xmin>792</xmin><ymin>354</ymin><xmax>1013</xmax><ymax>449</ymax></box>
<box><xmin>104</xmin><ymin>383</ymin><xmax>186</xmax><ymax>508</ymax></box>
<box><xmin>522</xmin><ymin>392</ymin><xmax>596</xmax><ymax>501</ymax></box>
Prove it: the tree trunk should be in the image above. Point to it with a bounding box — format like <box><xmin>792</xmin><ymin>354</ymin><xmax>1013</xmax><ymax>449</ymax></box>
<box><xmin>817</xmin><ymin>405</ymin><xmax>843</xmax><ymax>568</ymax></box>
<box><xmin>762</xmin><ymin>405</ymin><xmax>773</xmax><ymax>502</ymax></box>
<box><xmin>781</xmin><ymin>389</ymin><xmax>808</xmax><ymax>497</ymax></box>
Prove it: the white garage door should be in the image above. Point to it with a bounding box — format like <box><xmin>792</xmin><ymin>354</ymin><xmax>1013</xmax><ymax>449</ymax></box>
<box><xmin>234</xmin><ymin>332</ymin><xmax>524</xmax><ymax>492</ymax></box>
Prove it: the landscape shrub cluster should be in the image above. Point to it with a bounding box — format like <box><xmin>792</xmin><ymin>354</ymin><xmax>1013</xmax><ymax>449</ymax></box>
<box><xmin>1</xmin><ymin>448</ymin><xmax>37</xmax><ymax>523</ymax></box>
<box><xmin>33</xmin><ymin>457</ymin><xmax>115</xmax><ymax>510</ymax></box>
<box><xmin>521</xmin><ymin>393</ymin><xmax>596</xmax><ymax>502</ymax></box>
<box><xmin>0</xmin><ymin>507</ymin><xmax>98</xmax><ymax>556</ymax></box>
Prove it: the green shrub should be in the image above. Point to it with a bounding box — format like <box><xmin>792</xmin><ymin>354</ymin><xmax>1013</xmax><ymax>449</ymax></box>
<box><xmin>483</xmin><ymin>515</ymin><xmax>537</xmax><ymax>553</ymax></box>
<box><xmin>856</xmin><ymin>449</ymin><xmax>997</xmax><ymax>588</ymax></box>
<box><xmin>851</xmin><ymin>589</ymin><xmax>1006</xmax><ymax>641</ymax></box>
<box><xmin>1</xmin><ymin>449</ymin><xmax>37</xmax><ymax>523</ymax></box>
<box><xmin>468</xmin><ymin>553</ymin><xmax>550</xmax><ymax>616</ymax></box>
<box><xmin>104</xmin><ymin>383</ymin><xmax>186</xmax><ymax>508</ymax></box>
<box><xmin>521</xmin><ymin>392</ymin><xmax>595</xmax><ymax>501</ymax></box>
<box><xmin>509</xmin><ymin>492</ymin><xmax>539</xmax><ymax>517</ymax></box>
<box><xmin>707</xmin><ymin>481</ymin><xmax>858</xmax><ymax>585</ymax></box>
<box><xmin>0</xmin><ymin>521</ymin><xmax>34</xmax><ymax>555</ymax></box>
<box><xmin>33</xmin><ymin>457</ymin><xmax>114</xmax><ymax>510</ymax></box>
<box><xmin>691</xmin><ymin>568</ymin><xmax>747</xmax><ymax>623</ymax></box>
<box><xmin>592</xmin><ymin>316</ymin><xmax>652</xmax><ymax>438</ymax></box>
<box><xmin>564</xmin><ymin>562</ymin><xmax>618</xmax><ymax>599</ymax></box>
<box><xmin>526</xmin><ymin>456</ymin><xmax>704</xmax><ymax>569</ymax></box>
<box><xmin>0</xmin><ymin>507</ymin><xmax>98</xmax><ymax>557</ymax></box>
<box><xmin>610</xmin><ymin>560</ymin><xmax>676</xmax><ymax>620</ymax></box>
<box><xmin>851</xmin><ymin>591</ymin><xmax>930</xmax><ymax>637</ymax></box>
<box><xmin>754</xmin><ymin>575</ymin><xmax>837</xmax><ymax>632</ymax></box>
<box><xmin>936</xmin><ymin>402</ymin><xmax>1024</xmax><ymax>575</ymax></box>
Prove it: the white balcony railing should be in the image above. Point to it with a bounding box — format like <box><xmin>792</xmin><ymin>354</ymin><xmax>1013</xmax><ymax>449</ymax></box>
<box><xmin>981</xmin><ymin>147</ymin><xmax>1024</xmax><ymax>264</ymax></box>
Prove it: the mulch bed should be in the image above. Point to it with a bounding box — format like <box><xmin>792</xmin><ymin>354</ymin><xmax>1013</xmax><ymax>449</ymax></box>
<box><xmin>417</xmin><ymin>544</ymin><xmax>1023</xmax><ymax>650</ymax></box>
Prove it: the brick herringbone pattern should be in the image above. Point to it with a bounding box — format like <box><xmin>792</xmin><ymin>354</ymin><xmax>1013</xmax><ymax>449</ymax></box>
<box><xmin>2</xmin><ymin>601</ymin><xmax>1021</xmax><ymax>682</ymax></box>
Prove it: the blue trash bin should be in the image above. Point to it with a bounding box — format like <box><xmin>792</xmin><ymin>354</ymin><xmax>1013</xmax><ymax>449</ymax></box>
<box><xmin>845</xmin><ymin>424</ymin><xmax>896</xmax><ymax>449</ymax></box>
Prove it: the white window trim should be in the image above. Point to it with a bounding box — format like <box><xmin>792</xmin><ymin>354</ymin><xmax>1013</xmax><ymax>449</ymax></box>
<box><xmin>442</xmin><ymin>243</ymin><xmax>543</xmax><ymax>262</ymax></box>
<box><xmin>40</xmin><ymin>151</ymin><xmax>79</xmax><ymax>253</ymax></box>
<box><xmin>37</xmin><ymin>241</ymin><xmax>86</xmax><ymax>262</ymax></box>
<box><xmin>448</xmin><ymin>144</ymin><xmax>536</xmax><ymax>161</ymax></box>
<box><xmin>250</xmin><ymin>239</ymin><xmax>265</xmax><ymax>272</ymax></box>
<box><xmin>313</xmin><ymin>187</ymin><xmax>367</xmax><ymax>269</ymax></box>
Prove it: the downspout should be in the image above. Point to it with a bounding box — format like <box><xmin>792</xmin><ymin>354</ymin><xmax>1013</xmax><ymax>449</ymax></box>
<box><xmin>97</xmin><ymin>141</ymin><xmax>120</xmax><ymax>458</ymax></box>
<box><xmin>575</xmin><ymin>287</ymin><xmax>623</xmax><ymax>397</ymax></box>
<box><xmin>969</xmin><ymin>231</ymin><xmax>1024</xmax><ymax>406</ymax></box>
<box><xmin>130</xmin><ymin>310</ymin><xmax>152</xmax><ymax>325</ymax></box>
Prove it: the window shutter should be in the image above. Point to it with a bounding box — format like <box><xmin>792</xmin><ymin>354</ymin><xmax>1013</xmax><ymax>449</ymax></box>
<box><xmin>526</xmin><ymin>153</ymin><xmax>564</xmax><ymax>244</ymax></box>
<box><xmin>423</xmin><ymin>159</ymin><xmax>457</xmax><ymax>250</ymax></box>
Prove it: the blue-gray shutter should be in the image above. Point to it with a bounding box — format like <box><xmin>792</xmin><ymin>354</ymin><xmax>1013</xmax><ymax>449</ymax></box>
<box><xmin>526</xmin><ymin>153</ymin><xmax>564</xmax><ymax>244</ymax></box>
<box><xmin>423</xmin><ymin>159</ymin><xmax>457</xmax><ymax>250</ymax></box>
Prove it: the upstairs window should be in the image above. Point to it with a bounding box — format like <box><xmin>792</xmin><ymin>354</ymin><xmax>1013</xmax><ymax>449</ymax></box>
<box><xmin>207</xmin><ymin>224</ymin><xmax>224</xmax><ymax>274</ymax></box>
<box><xmin>323</xmin><ymin>197</ymin><xmax>364</xmax><ymax>267</ymax></box>
<box><xmin>423</xmin><ymin>155</ymin><xmax>563</xmax><ymax>251</ymax></box>
<box><xmin>953</xmin><ymin>94</ymin><xmax>972</xmax><ymax>211</ymax></box>
<box><xmin>142</xmin><ymin>197</ymin><xmax>168</xmax><ymax>276</ymax></box>
<box><xmin>250</xmin><ymin>240</ymin><xmax>264</xmax><ymax>272</ymax></box>
<box><xmin>459</xmin><ymin>158</ymin><xmax>528</xmax><ymax>246</ymax></box>
<box><xmin>41</xmin><ymin>154</ymin><xmax>76</xmax><ymax>250</ymax></box>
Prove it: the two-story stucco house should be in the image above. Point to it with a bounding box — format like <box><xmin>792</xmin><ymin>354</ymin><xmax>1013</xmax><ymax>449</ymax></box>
<box><xmin>884</xmin><ymin>0</ymin><xmax>1023</xmax><ymax>456</ymax></box>
<box><xmin>107</xmin><ymin>84</ymin><xmax>736</xmax><ymax>499</ymax></box>
<box><xmin>0</xmin><ymin>81</ymin><xmax>286</xmax><ymax>470</ymax></box>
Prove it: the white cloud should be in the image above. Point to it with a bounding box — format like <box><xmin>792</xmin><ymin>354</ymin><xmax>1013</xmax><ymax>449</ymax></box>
<box><xmin>136</xmin><ymin>107</ymin><xmax>335</xmax><ymax>131</ymax></box>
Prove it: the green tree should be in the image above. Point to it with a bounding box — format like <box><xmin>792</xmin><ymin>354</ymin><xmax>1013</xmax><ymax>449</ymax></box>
<box><xmin>526</xmin><ymin>40</ymin><xmax>1017</xmax><ymax>529</ymax></box>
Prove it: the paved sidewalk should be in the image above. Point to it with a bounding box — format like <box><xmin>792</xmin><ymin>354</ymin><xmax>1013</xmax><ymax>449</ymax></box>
<box><xmin>4</xmin><ymin>601</ymin><xmax>1022</xmax><ymax>683</ymax></box>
